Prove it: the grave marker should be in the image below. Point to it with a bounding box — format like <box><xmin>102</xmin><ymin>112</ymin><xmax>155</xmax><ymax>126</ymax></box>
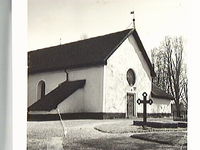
<box><xmin>137</xmin><ymin>92</ymin><xmax>153</xmax><ymax>126</ymax></box>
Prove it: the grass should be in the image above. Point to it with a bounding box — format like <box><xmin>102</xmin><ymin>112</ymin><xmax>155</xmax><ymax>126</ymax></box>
<box><xmin>27</xmin><ymin>119</ymin><xmax>187</xmax><ymax>150</ymax></box>
<box><xmin>131</xmin><ymin>131</ymin><xmax>187</xmax><ymax>146</ymax></box>
<box><xmin>94</xmin><ymin>121</ymin><xmax>187</xmax><ymax>134</ymax></box>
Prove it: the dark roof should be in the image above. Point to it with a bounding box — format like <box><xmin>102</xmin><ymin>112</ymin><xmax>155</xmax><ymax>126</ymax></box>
<box><xmin>28</xmin><ymin>29</ymin><xmax>156</xmax><ymax>77</ymax></box>
<box><xmin>28</xmin><ymin>80</ymin><xmax>86</xmax><ymax>111</ymax></box>
<box><xmin>151</xmin><ymin>84</ymin><xmax>174</xmax><ymax>100</ymax></box>
<box><xmin>132</xmin><ymin>31</ymin><xmax>156</xmax><ymax>77</ymax></box>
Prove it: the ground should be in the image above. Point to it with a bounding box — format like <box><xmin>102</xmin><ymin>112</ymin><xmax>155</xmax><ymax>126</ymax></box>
<box><xmin>27</xmin><ymin>118</ymin><xmax>187</xmax><ymax>150</ymax></box>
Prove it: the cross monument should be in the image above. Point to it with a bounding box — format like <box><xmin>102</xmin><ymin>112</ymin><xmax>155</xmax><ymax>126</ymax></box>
<box><xmin>137</xmin><ymin>92</ymin><xmax>153</xmax><ymax>125</ymax></box>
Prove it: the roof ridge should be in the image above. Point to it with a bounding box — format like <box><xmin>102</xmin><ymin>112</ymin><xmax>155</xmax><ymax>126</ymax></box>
<box><xmin>28</xmin><ymin>28</ymin><xmax>156</xmax><ymax>77</ymax></box>
<box><xmin>29</xmin><ymin>28</ymin><xmax>133</xmax><ymax>53</ymax></box>
<box><xmin>103</xmin><ymin>28</ymin><xmax>135</xmax><ymax>62</ymax></box>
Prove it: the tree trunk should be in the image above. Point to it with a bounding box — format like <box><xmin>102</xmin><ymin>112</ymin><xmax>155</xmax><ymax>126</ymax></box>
<box><xmin>175</xmin><ymin>101</ymin><xmax>181</xmax><ymax>118</ymax></box>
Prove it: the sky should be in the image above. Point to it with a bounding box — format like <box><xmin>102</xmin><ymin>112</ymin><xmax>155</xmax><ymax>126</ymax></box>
<box><xmin>28</xmin><ymin>0</ymin><xmax>188</xmax><ymax>56</ymax></box>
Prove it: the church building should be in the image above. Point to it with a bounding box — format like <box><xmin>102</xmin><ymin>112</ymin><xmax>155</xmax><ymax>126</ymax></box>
<box><xmin>27</xmin><ymin>28</ymin><xmax>174</xmax><ymax>120</ymax></box>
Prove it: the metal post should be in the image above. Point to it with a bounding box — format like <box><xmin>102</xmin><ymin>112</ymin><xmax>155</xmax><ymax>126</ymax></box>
<box><xmin>143</xmin><ymin>95</ymin><xmax>147</xmax><ymax>124</ymax></box>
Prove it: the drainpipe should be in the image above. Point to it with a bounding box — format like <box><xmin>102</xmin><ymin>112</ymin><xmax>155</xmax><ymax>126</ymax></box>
<box><xmin>64</xmin><ymin>69</ymin><xmax>69</xmax><ymax>81</ymax></box>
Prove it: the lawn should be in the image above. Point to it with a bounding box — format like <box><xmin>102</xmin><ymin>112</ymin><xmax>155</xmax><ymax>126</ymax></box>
<box><xmin>27</xmin><ymin>119</ymin><xmax>187</xmax><ymax>150</ymax></box>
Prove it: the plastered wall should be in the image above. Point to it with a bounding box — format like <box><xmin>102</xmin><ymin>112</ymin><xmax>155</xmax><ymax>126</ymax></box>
<box><xmin>103</xmin><ymin>35</ymin><xmax>152</xmax><ymax>115</ymax></box>
<box><xmin>28</xmin><ymin>66</ymin><xmax>104</xmax><ymax>112</ymax></box>
<box><xmin>148</xmin><ymin>97</ymin><xmax>171</xmax><ymax>113</ymax></box>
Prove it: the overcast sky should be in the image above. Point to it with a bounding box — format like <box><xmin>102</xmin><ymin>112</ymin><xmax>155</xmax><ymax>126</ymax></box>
<box><xmin>28</xmin><ymin>0</ymin><xmax>188</xmax><ymax>55</ymax></box>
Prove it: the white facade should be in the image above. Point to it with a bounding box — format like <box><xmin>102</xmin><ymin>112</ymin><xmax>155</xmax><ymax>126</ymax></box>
<box><xmin>28</xmin><ymin>70</ymin><xmax>66</xmax><ymax>107</ymax></box>
<box><xmin>103</xmin><ymin>35</ymin><xmax>152</xmax><ymax>116</ymax></box>
<box><xmin>28</xmin><ymin>66</ymin><xmax>104</xmax><ymax>114</ymax></box>
<box><xmin>148</xmin><ymin>97</ymin><xmax>172</xmax><ymax>113</ymax></box>
<box><xmin>30</xmin><ymin>88</ymin><xmax>84</xmax><ymax>114</ymax></box>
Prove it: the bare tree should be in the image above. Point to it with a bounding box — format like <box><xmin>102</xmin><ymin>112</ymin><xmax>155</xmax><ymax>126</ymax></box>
<box><xmin>179</xmin><ymin>65</ymin><xmax>188</xmax><ymax>109</ymax></box>
<box><xmin>152</xmin><ymin>36</ymin><xmax>187</xmax><ymax>117</ymax></box>
<box><xmin>151</xmin><ymin>47</ymin><xmax>168</xmax><ymax>92</ymax></box>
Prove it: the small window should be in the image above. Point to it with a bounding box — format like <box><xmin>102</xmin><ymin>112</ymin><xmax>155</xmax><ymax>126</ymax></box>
<box><xmin>126</xmin><ymin>69</ymin><xmax>136</xmax><ymax>86</ymax></box>
<box><xmin>37</xmin><ymin>80</ymin><xmax>45</xmax><ymax>100</ymax></box>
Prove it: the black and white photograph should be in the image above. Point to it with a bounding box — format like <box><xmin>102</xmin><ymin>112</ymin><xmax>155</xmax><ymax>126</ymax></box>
<box><xmin>27</xmin><ymin>0</ymin><xmax>188</xmax><ymax>149</ymax></box>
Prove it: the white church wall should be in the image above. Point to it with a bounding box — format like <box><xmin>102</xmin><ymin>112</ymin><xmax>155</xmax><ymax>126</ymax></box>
<box><xmin>148</xmin><ymin>97</ymin><xmax>172</xmax><ymax>113</ymax></box>
<box><xmin>28</xmin><ymin>66</ymin><xmax>104</xmax><ymax>113</ymax></box>
<box><xmin>103</xmin><ymin>34</ymin><xmax>152</xmax><ymax>115</ymax></box>
<box><xmin>67</xmin><ymin>66</ymin><xmax>104</xmax><ymax>112</ymax></box>
<box><xmin>53</xmin><ymin>88</ymin><xmax>84</xmax><ymax>113</ymax></box>
<box><xmin>28</xmin><ymin>70</ymin><xmax>66</xmax><ymax>107</ymax></box>
<box><xmin>29</xmin><ymin>89</ymin><xmax>83</xmax><ymax>114</ymax></box>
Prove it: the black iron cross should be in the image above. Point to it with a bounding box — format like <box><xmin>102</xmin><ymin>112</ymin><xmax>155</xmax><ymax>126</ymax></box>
<box><xmin>137</xmin><ymin>92</ymin><xmax>153</xmax><ymax>125</ymax></box>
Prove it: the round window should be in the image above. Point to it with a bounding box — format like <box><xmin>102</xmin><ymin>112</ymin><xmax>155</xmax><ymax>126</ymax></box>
<box><xmin>126</xmin><ymin>69</ymin><xmax>136</xmax><ymax>86</ymax></box>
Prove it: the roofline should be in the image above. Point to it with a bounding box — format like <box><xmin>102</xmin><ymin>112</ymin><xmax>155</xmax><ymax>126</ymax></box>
<box><xmin>103</xmin><ymin>29</ymin><xmax>134</xmax><ymax>62</ymax></box>
<box><xmin>28</xmin><ymin>29</ymin><xmax>132</xmax><ymax>53</ymax></box>
<box><xmin>104</xmin><ymin>28</ymin><xmax>156</xmax><ymax>77</ymax></box>
<box><xmin>28</xmin><ymin>61</ymin><xmax>105</xmax><ymax>74</ymax></box>
<box><xmin>132</xmin><ymin>30</ymin><xmax>156</xmax><ymax>77</ymax></box>
<box><xmin>151</xmin><ymin>92</ymin><xmax>174</xmax><ymax>100</ymax></box>
<box><xmin>151</xmin><ymin>84</ymin><xmax>175</xmax><ymax>100</ymax></box>
<box><xmin>28</xmin><ymin>28</ymin><xmax>156</xmax><ymax>77</ymax></box>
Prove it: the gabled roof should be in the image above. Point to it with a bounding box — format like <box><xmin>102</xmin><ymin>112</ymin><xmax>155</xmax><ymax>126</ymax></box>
<box><xmin>28</xmin><ymin>29</ymin><xmax>156</xmax><ymax>77</ymax></box>
<box><xmin>151</xmin><ymin>84</ymin><xmax>174</xmax><ymax>100</ymax></box>
<box><xmin>28</xmin><ymin>80</ymin><xmax>86</xmax><ymax>111</ymax></box>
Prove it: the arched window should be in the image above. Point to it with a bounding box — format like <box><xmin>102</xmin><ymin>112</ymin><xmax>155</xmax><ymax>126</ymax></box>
<box><xmin>37</xmin><ymin>80</ymin><xmax>45</xmax><ymax>100</ymax></box>
<box><xmin>126</xmin><ymin>69</ymin><xmax>136</xmax><ymax>86</ymax></box>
